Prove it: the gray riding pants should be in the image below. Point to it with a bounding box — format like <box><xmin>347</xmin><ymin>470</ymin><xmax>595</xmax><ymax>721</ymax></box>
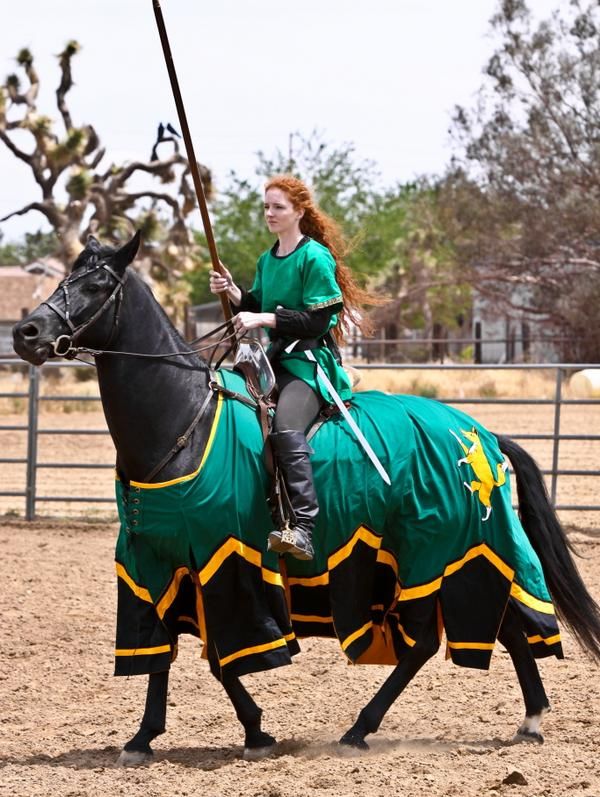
<box><xmin>272</xmin><ymin>369</ymin><xmax>324</xmax><ymax>434</ymax></box>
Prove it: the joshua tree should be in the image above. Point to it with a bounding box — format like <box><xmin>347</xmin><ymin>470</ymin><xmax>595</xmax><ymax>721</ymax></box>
<box><xmin>0</xmin><ymin>42</ymin><xmax>211</xmax><ymax>322</ymax></box>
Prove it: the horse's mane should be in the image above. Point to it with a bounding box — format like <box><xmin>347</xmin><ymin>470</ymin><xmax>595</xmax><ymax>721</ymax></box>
<box><xmin>71</xmin><ymin>242</ymin><xmax>210</xmax><ymax>375</ymax></box>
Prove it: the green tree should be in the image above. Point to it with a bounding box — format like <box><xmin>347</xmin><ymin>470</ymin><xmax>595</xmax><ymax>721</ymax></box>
<box><xmin>450</xmin><ymin>0</ymin><xmax>600</xmax><ymax>359</ymax></box>
<box><xmin>363</xmin><ymin>181</ymin><xmax>471</xmax><ymax>353</ymax></box>
<box><xmin>0</xmin><ymin>230</ymin><xmax>58</xmax><ymax>265</ymax></box>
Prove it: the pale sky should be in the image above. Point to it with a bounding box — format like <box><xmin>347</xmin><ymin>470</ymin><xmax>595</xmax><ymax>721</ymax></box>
<box><xmin>0</xmin><ymin>0</ymin><xmax>556</xmax><ymax>240</ymax></box>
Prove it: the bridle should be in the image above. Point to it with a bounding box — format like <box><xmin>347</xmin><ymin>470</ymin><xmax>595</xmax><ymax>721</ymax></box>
<box><xmin>42</xmin><ymin>256</ymin><xmax>128</xmax><ymax>359</ymax></box>
<box><xmin>42</xmin><ymin>257</ymin><xmax>241</xmax><ymax>363</ymax></box>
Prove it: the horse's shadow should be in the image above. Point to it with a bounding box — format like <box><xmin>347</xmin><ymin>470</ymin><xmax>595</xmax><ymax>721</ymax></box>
<box><xmin>363</xmin><ymin>735</ymin><xmax>518</xmax><ymax>755</ymax></box>
<box><xmin>0</xmin><ymin>735</ymin><xmax>519</xmax><ymax>771</ymax></box>
<box><xmin>0</xmin><ymin>745</ymin><xmax>241</xmax><ymax>772</ymax></box>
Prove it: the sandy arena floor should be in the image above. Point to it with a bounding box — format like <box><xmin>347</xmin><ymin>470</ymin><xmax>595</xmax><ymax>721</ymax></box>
<box><xmin>0</xmin><ymin>518</ymin><xmax>599</xmax><ymax>797</ymax></box>
<box><xmin>1</xmin><ymin>373</ymin><xmax>599</xmax><ymax>796</ymax></box>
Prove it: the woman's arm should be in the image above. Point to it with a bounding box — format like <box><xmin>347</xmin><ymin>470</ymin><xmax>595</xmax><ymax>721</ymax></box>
<box><xmin>232</xmin><ymin>307</ymin><xmax>335</xmax><ymax>337</ymax></box>
<box><xmin>274</xmin><ymin>306</ymin><xmax>335</xmax><ymax>338</ymax></box>
<box><xmin>232</xmin><ymin>288</ymin><xmax>261</xmax><ymax>313</ymax></box>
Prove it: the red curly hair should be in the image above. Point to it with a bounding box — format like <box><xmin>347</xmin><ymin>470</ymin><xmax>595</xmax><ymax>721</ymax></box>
<box><xmin>265</xmin><ymin>174</ymin><xmax>379</xmax><ymax>343</ymax></box>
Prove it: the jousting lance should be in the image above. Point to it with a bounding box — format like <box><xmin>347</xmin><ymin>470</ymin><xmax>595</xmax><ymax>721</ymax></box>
<box><xmin>152</xmin><ymin>0</ymin><xmax>233</xmax><ymax>325</ymax></box>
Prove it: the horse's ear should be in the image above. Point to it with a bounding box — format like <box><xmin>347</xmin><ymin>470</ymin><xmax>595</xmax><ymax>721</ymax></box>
<box><xmin>112</xmin><ymin>230</ymin><xmax>141</xmax><ymax>273</ymax></box>
<box><xmin>86</xmin><ymin>235</ymin><xmax>101</xmax><ymax>252</ymax></box>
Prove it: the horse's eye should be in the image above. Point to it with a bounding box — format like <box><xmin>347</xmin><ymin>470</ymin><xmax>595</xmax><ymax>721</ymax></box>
<box><xmin>84</xmin><ymin>283</ymin><xmax>101</xmax><ymax>295</ymax></box>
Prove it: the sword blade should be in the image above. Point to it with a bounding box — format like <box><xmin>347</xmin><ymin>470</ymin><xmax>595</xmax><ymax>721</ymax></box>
<box><xmin>304</xmin><ymin>350</ymin><xmax>391</xmax><ymax>485</ymax></box>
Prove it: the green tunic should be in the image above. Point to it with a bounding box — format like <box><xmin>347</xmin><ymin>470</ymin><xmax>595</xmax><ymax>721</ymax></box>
<box><xmin>248</xmin><ymin>238</ymin><xmax>353</xmax><ymax>402</ymax></box>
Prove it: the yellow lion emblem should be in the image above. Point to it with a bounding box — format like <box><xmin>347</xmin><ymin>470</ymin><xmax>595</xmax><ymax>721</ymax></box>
<box><xmin>450</xmin><ymin>427</ymin><xmax>508</xmax><ymax>521</ymax></box>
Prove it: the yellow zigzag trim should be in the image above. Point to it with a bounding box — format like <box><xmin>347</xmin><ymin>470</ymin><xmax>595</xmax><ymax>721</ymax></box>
<box><xmin>341</xmin><ymin>621</ymin><xmax>373</xmax><ymax>652</ymax></box>
<box><xmin>287</xmin><ymin>572</ymin><xmax>330</xmax><ymax>587</ymax></box>
<box><xmin>291</xmin><ymin>613</ymin><xmax>333</xmax><ymax>624</ymax></box>
<box><xmin>198</xmin><ymin>537</ymin><xmax>283</xmax><ymax>588</ymax></box>
<box><xmin>328</xmin><ymin>526</ymin><xmax>382</xmax><ymax>570</ymax></box>
<box><xmin>157</xmin><ymin>567</ymin><xmax>189</xmax><ymax>619</ymax></box>
<box><xmin>447</xmin><ymin>641</ymin><xmax>496</xmax><ymax>651</ymax></box>
<box><xmin>287</xmin><ymin>526</ymin><xmax>390</xmax><ymax>589</ymax></box>
<box><xmin>511</xmin><ymin>583</ymin><xmax>555</xmax><ymax>615</ymax></box>
<box><xmin>115</xmin><ymin>644</ymin><xmax>171</xmax><ymax>657</ymax></box>
<box><xmin>399</xmin><ymin>543</ymin><xmax>515</xmax><ymax>602</ymax></box>
<box><xmin>527</xmin><ymin>633</ymin><xmax>561</xmax><ymax>646</ymax></box>
<box><xmin>116</xmin><ymin>539</ymin><xmax>282</xmax><ymax>622</ymax></box>
<box><xmin>218</xmin><ymin>634</ymin><xmax>296</xmax><ymax>668</ymax></box>
<box><xmin>115</xmin><ymin>562</ymin><xmax>152</xmax><ymax>603</ymax></box>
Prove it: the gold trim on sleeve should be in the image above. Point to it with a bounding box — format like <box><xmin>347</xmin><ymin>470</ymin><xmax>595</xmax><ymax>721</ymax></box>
<box><xmin>306</xmin><ymin>295</ymin><xmax>343</xmax><ymax>311</ymax></box>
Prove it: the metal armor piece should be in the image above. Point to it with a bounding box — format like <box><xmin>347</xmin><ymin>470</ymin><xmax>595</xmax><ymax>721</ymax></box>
<box><xmin>233</xmin><ymin>339</ymin><xmax>277</xmax><ymax>401</ymax></box>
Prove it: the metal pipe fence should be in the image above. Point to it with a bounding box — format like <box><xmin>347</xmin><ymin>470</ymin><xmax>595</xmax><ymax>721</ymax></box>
<box><xmin>0</xmin><ymin>358</ymin><xmax>598</xmax><ymax>520</ymax></box>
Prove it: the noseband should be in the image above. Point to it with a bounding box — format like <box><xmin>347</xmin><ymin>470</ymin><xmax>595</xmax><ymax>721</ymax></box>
<box><xmin>42</xmin><ymin>257</ymin><xmax>128</xmax><ymax>358</ymax></box>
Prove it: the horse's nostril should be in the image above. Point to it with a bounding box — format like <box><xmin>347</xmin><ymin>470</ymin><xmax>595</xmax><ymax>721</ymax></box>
<box><xmin>20</xmin><ymin>323</ymin><xmax>40</xmax><ymax>340</ymax></box>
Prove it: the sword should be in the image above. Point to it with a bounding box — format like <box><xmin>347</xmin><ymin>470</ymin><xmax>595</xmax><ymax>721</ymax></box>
<box><xmin>299</xmin><ymin>347</ymin><xmax>391</xmax><ymax>485</ymax></box>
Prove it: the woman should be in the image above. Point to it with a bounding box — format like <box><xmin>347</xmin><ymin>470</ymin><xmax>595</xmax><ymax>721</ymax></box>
<box><xmin>209</xmin><ymin>175</ymin><xmax>375</xmax><ymax>561</ymax></box>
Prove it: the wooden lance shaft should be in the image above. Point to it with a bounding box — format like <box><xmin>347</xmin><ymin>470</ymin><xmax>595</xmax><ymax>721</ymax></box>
<box><xmin>152</xmin><ymin>0</ymin><xmax>232</xmax><ymax>323</ymax></box>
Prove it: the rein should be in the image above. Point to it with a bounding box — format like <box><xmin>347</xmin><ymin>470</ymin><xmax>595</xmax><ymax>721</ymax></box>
<box><xmin>77</xmin><ymin>319</ymin><xmax>241</xmax><ymax>361</ymax></box>
<box><xmin>44</xmin><ymin>262</ymin><xmax>243</xmax><ymax>363</ymax></box>
<box><xmin>141</xmin><ymin>376</ymin><xmax>218</xmax><ymax>483</ymax></box>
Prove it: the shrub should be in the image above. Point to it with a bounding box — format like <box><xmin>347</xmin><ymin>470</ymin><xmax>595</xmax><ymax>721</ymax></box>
<box><xmin>478</xmin><ymin>380</ymin><xmax>498</xmax><ymax>398</ymax></box>
<box><xmin>409</xmin><ymin>378</ymin><xmax>439</xmax><ymax>399</ymax></box>
<box><xmin>73</xmin><ymin>366</ymin><xmax>97</xmax><ymax>383</ymax></box>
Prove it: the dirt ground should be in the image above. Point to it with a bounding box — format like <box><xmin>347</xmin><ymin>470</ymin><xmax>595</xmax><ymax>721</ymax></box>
<box><xmin>1</xmin><ymin>370</ymin><xmax>599</xmax><ymax>796</ymax></box>
<box><xmin>1</xmin><ymin>518</ymin><xmax>599</xmax><ymax>797</ymax></box>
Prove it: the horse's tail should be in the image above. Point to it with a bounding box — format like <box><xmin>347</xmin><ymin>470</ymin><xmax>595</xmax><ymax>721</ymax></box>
<box><xmin>496</xmin><ymin>433</ymin><xmax>600</xmax><ymax>662</ymax></box>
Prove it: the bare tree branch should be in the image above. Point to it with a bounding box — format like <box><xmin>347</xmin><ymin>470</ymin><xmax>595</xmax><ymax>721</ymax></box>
<box><xmin>1</xmin><ymin>200</ymin><xmax>62</xmax><ymax>228</ymax></box>
<box><xmin>124</xmin><ymin>190</ymin><xmax>185</xmax><ymax>219</ymax></box>
<box><xmin>0</xmin><ymin>129</ymin><xmax>32</xmax><ymax>166</ymax></box>
<box><xmin>56</xmin><ymin>42</ymin><xmax>78</xmax><ymax>131</ymax></box>
<box><xmin>106</xmin><ymin>153</ymin><xmax>185</xmax><ymax>186</ymax></box>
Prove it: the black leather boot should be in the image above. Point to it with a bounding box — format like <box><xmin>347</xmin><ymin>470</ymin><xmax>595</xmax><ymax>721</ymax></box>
<box><xmin>267</xmin><ymin>430</ymin><xmax>318</xmax><ymax>561</ymax></box>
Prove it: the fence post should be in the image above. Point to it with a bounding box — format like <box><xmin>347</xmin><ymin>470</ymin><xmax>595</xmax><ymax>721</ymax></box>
<box><xmin>550</xmin><ymin>367</ymin><xmax>563</xmax><ymax>506</ymax></box>
<box><xmin>25</xmin><ymin>364</ymin><xmax>39</xmax><ymax>520</ymax></box>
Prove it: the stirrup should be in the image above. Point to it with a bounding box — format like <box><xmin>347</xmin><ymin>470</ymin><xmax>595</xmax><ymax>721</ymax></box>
<box><xmin>287</xmin><ymin>528</ymin><xmax>314</xmax><ymax>561</ymax></box>
<box><xmin>267</xmin><ymin>525</ymin><xmax>314</xmax><ymax>560</ymax></box>
<box><xmin>268</xmin><ymin>527</ymin><xmax>314</xmax><ymax>561</ymax></box>
<box><xmin>267</xmin><ymin>525</ymin><xmax>296</xmax><ymax>554</ymax></box>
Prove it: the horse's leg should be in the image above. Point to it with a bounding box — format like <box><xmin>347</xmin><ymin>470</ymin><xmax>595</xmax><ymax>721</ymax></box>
<box><xmin>340</xmin><ymin>614</ymin><xmax>440</xmax><ymax>750</ymax></box>
<box><xmin>118</xmin><ymin>670</ymin><xmax>169</xmax><ymax>766</ymax></box>
<box><xmin>498</xmin><ymin>605</ymin><xmax>550</xmax><ymax>743</ymax></box>
<box><xmin>205</xmin><ymin>641</ymin><xmax>276</xmax><ymax>760</ymax></box>
<box><xmin>221</xmin><ymin>674</ymin><xmax>277</xmax><ymax>760</ymax></box>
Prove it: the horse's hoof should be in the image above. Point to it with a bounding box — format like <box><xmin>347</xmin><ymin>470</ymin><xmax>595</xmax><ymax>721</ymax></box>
<box><xmin>117</xmin><ymin>748</ymin><xmax>153</xmax><ymax>767</ymax></box>
<box><xmin>243</xmin><ymin>744</ymin><xmax>276</xmax><ymax>761</ymax></box>
<box><xmin>514</xmin><ymin>729</ymin><xmax>544</xmax><ymax>744</ymax></box>
<box><xmin>338</xmin><ymin>733</ymin><xmax>369</xmax><ymax>751</ymax></box>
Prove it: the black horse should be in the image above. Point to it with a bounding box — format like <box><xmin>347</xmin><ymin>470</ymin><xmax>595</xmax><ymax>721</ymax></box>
<box><xmin>12</xmin><ymin>233</ymin><xmax>600</xmax><ymax>766</ymax></box>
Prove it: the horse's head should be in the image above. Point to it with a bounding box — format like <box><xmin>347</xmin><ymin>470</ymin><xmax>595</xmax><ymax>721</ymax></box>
<box><xmin>13</xmin><ymin>231</ymin><xmax>141</xmax><ymax>365</ymax></box>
